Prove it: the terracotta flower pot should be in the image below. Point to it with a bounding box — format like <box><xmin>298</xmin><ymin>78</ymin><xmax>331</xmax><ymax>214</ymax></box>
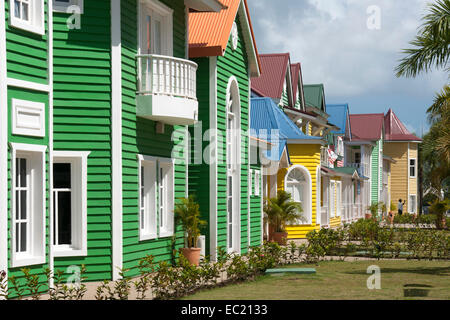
<box><xmin>271</xmin><ymin>232</ymin><xmax>288</xmax><ymax>246</ymax></box>
<box><xmin>180</xmin><ymin>248</ymin><xmax>201</xmax><ymax>266</ymax></box>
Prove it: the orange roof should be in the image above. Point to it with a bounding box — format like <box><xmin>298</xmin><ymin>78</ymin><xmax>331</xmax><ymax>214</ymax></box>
<box><xmin>189</xmin><ymin>0</ymin><xmax>261</xmax><ymax>77</ymax></box>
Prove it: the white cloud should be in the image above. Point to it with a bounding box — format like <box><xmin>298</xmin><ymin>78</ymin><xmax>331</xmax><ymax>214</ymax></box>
<box><xmin>249</xmin><ymin>0</ymin><xmax>447</xmax><ymax>98</ymax></box>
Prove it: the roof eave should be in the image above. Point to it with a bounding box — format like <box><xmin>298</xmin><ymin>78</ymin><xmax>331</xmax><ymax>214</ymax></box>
<box><xmin>185</xmin><ymin>0</ymin><xmax>224</xmax><ymax>12</ymax></box>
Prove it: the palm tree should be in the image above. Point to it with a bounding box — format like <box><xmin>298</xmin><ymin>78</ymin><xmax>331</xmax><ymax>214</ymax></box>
<box><xmin>427</xmin><ymin>85</ymin><xmax>450</xmax><ymax>161</ymax></box>
<box><xmin>264</xmin><ymin>190</ymin><xmax>305</xmax><ymax>233</ymax></box>
<box><xmin>395</xmin><ymin>0</ymin><xmax>450</xmax><ymax>78</ymax></box>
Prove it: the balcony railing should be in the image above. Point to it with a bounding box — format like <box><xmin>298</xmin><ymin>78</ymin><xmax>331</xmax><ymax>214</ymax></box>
<box><xmin>135</xmin><ymin>54</ymin><xmax>199</xmax><ymax>125</ymax></box>
<box><xmin>136</xmin><ymin>54</ymin><xmax>198</xmax><ymax>101</ymax></box>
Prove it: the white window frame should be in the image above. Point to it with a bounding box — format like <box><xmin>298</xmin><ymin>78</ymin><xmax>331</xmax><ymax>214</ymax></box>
<box><xmin>409</xmin><ymin>195</ymin><xmax>417</xmax><ymax>214</ymax></box>
<box><xmin>409</xmin><ymin>158</ymin><xmax>417</xmax><ymax>178</ymax></box>
<box><xmin>11</xmin><ymin>143</ymin><xmax>46</xmax><ymax>268</ymax></box>
<box><xmin>249</xmin><ymin>169</ymin><xmax>253</xmax><ymax>196</ymax></box>
<box><xmin>12</xmin><ymin>98</ymin><xmax>46</xmax><ymax>138</ymax></box>
<box><xmin>53</xmin><ymin>0</ymin><xmax>84</xmax><ymax>14</ymax></box>
<box><xmin>138</xmin><ymin>155</ymin><xmax>157</xmax><ymax>241</ymax></box>
<box><xmin>52</xmin><ymin>151</ymin><xmax>89</xmax><ymax>257</ymax></box>
<box><xmin>138</xmin><ymin>0</ymin><xmax>173</xmax><ymax>56</ymax></box>
<box><xmin>254</xmin><ymin>170</ymin><xmax>260</xmax><ymax>197</ymax></box>
<box><xmin>329</xmin><ymin>180</ymin><xmax>336</xmax><ymax>218</ymax></box>
<box><xmin>9</xmin><ymin>0</ymin><xmax>45</xmax><ymax>35</ymax></box>
<box><xmin>137</xmin><ymin>155</ymin><xmax>174</xmax><ymax>240</ymax></box>
<box><xmin>158</xmin><ymin>158</ymin><xmax>174</xmax><ymax>238</ymax></box>
<box><xmin>336</xmin><ymin>181</ymin><xmax>342</xmax><ymax>217</ymax></box>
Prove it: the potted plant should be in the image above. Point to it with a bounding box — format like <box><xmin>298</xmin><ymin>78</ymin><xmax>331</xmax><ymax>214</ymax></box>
<box><xmin>264</xmin><ymin>190</ymin><xmax>304</xmax><ymax>245</ymax></box>
<box><xmin>174</xmin><ymin>196</ymin><xmax>207</xmax><ymax>266</ymax></box>
<box><xmin>366</xmin><ymin>202</ymin><xmax>383</xmax><ymax>221</ymax></box>
<box><xmin>388</xmin><ymin>201</ymin><xmax>397</xmax><ymax>225</ymax></box>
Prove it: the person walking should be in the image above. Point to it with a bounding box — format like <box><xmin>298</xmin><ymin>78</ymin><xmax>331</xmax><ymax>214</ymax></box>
<box><xmin>398</xmin><ymin>199</ymin><xmax>406</xmax><ymax>215</ymax></box>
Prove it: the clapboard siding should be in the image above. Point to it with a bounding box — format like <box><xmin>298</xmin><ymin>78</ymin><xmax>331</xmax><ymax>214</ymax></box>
<box><xmin>188</xmin><ymin>57</ymin><xmax>211</xmax><ymax>253</ymax></box>
<box><xmin>5</xmin><ymin>0</ymin><xmax>49</xmax><ymax>84</ymax></box>
<box><xmin>121</xmin><ymin>0</ymin><xmax>188</xmax><ymax>277</ymax></box>
<box><xmin>216</xmin><ymin>17</ymin><xmax>250</xmax><ymax>254</ymax></box>
<box><xmin>249</xmin><ymin>165</ymin><xmax>262</xmax><ymax>246</ymax></box>
<box><xmin>279</xmin><ymin>144</ymin><xmax>321</xmax><ymax>239</ymax></box>
<box><xmin>408</xmin><ymin>143</ymin><xmax>418</xmax><ymax>196</ymax></box>
<box><xmin>371</xmin><ymin>140</ymin><xmax>380</xmax><ymax>203</ymax></box>
<box><xmin>52</xmin><ymin>0</ymin><xmax>113</xmax><ymax>281</ymax></box>
<box><xmin>384</xmin><ymin>142</ymin><xmax>409</xmax><ymax>206</ymax></box>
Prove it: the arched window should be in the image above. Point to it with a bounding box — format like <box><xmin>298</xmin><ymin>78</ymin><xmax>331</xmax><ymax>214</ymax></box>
<box><xmin>226</xmin><ymin>77</ymin><xmax>240</xmax><ymax>253</ymax></box>
<box><xmin>284</xmin><ymin>165</ymin><xmax>312</xmax><ymax>225</ymax></box>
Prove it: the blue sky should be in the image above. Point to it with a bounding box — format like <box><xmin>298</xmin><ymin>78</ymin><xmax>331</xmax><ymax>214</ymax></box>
<box><xmin>247</xmin><ymin>0</ymin><xmax>449</xmax><ymax>136</ymax></box>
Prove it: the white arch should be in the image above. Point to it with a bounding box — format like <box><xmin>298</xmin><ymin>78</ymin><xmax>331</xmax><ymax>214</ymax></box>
<box><xmin>284</xmin><ymin>164</ymin><xmax>313</xmax><ymax>225</ymax></box>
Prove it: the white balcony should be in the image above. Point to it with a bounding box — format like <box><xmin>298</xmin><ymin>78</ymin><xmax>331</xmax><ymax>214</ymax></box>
<box><xmin>136</xmin><ymin>54</ymin><xmax>198</xmax><ymax>126</ymax></box>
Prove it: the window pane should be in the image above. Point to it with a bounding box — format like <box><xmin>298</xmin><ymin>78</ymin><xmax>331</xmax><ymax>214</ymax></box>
<box><xmin>154</xmin><ymin>20</ymin><xmax>161</xmax><ymax>54</ymax></box>
<box><xmin>20</xmin><ymin>190</ymin><xmax>27</xmax><ymax>220</ymax></box>
<box><xmin>57</xmin><ymin>191</ymin><xmax>72</xmax><ymax>245</ymax></box>
<box><xmin>15</xmin><ymin>190</ymin><xmax>20</xmax><ymax>220</ymax></box>
<box><xmin>14</xmin><ymin>0</ymin><xmax>21</xmax><ymax>18</ymax></box>
<box><xmin>22</xmin><ymin>2</ymin><xmax>29</xmax><ymax>21</ymax></box>
<box><xmin>20</xmin><ymin>158</ymin><xmax>27</xmax><ymax>188</ymax></box>
<box><xmin>54</xmin><ymin>163</ymin><xmax>71</xmax><ymax>189</ymax></box>
<box><xmin>20</xmin><ymin>222</ymin><xmax>27</xmax><ymax>252</ymax></box>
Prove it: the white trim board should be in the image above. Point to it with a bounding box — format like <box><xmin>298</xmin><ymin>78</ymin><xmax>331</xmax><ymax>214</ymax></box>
<box><xmin>111</xmin><ymin>0</ymin><xmax>123</xmax><ymax>281</ymax></box>
<box><xmin>7</xmin><ymin>78</ymin><xmax>50</xmax><ymax>93</ymax></box>
<box><xmin>0</xmin><ymin>0</ymin><xmax>9</xmax><ymax>283</ymax></box>
<box><xmin>209</xmin><ymin>56</ymin><xmax>218</xmax><ymax>261</ymax></box>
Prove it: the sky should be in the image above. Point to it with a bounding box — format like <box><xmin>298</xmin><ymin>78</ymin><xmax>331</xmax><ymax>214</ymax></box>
<box><xmin>247</xmin><ymin>0</ymin><xmax>449</xmax><ymax>136</ymax></box>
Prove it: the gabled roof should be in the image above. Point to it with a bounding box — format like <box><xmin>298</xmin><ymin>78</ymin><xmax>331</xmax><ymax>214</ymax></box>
<box><xmin>188</xmin><ymin>0</ymin><xmax>261</xmax><ymax>77</ymax></box>
<box><xmin>384</xmin><ymin>109</ymin><xmax>422</xmax><ymax>142</ymax></box>
<box><xmin>304</xmin><ymin>84</ymin><xmax>326</xmax><ymax>112</ymax></box>
<box><xmin>327</xmin><ymin>104</ymin><xmax>351</xmax><ymax>136</ymax></box>
<box><xmin>349</xmin><ymin>113</ymin><xmax>384</xmax><ymax>142</ymax></box>
<box><xmin>250</xmin><ymin>53</ymin><xmax>292</xmax><ymax>101</ymax></box>
<box><xmin>250</xmin><ymin>98</ymin><xmax>321</xmax><ymax>161</ymax></box>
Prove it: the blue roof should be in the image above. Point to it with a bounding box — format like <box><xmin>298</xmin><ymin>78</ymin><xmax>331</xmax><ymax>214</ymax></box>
<box><xmin>250</xmin><ymin>97</ymin><xmax>320</xmax><ymax>161</ymax></box>
<box><xmin>327</xmin><ymin>104</ymin><xmax>350</xmax><ymax>135</ymax></box>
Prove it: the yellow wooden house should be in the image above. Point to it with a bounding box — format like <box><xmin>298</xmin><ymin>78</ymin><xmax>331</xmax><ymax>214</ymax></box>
<box><xmin>383</xmin><ymin>109</ymin><xmax>422</xmax><ymax>213</ymax></box>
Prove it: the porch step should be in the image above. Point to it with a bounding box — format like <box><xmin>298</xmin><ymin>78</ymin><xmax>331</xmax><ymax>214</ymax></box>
<box><xmin>265</xmin><ymin>268</ymin><xmax>316</xmax><ymax>275</ymax></box>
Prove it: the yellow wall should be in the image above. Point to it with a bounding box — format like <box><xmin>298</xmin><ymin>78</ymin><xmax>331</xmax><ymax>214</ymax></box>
<box><xmin>277</xmin><ymin>144</ymin><xmax>321</xmax><ymax>239</ymax></box>
<box><xmin>384</xmin><ymin>142</ymin><xmax>408</xmax><ymax>206</ymax></box>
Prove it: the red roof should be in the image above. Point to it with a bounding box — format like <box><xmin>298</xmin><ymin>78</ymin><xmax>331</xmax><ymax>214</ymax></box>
<box><xmin>350</xmin><ymin>113</ymin><xmax>384</xmax><ymax>141</ymax></box>
<box><xmin>251</xmin><ymin>53</ymin><xmax>291</xmax><ymax>100</ymax></box>
<box><xmin>189</xmin><ymin>0</ymin><xmax>261</xmax><ymax>76</ymax></box>
<box><xmin>384</xmin><ymin>109</ymin><xmax>422</xmax><ymax>142</ymax></box>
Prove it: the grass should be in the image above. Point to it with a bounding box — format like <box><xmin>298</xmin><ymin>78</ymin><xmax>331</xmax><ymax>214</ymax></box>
<box><xmin>183</xmin><ymin>260</ymin><xmax>450</xmax><ymax>300</ymax></box>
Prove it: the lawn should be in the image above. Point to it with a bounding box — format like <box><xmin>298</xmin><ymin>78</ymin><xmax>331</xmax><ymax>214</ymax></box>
<box><xmin>183</xmin><ymin>260</ymin><xmax>450</xmax><ymax>300</ymax></box>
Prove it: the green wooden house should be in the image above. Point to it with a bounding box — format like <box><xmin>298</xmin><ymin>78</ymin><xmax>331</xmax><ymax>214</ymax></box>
<box><xmin>188</xmin><ymin>0</ymin><xmax>263</xmax><ymax>260</ymax></box>
<box><xmin>0</xmin><ymin>0</ymin><xmax>225</xmax><ymax>293</ymax></box>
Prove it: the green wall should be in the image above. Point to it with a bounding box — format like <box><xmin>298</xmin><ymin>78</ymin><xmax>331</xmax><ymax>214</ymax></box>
<box><xmin>121</xmin><ymin>0</ymin><xmax>188</xmax><ymax>277</ymax></box>
<box><xmin>52</xmin><ymin>0</ymin><xmax>113</xmax><ymax>281</ymax></box>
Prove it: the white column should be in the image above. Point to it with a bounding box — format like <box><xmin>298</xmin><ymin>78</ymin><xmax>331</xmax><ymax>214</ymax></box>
<box><xmin>111</xmin><ymin>0</ymin><xmax>123</xmax><ymax>281</ymax></box>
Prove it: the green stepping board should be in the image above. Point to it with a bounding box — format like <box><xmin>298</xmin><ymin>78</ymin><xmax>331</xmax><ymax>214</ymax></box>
<box><xmin>266</xmin><ymin>268</ymin><xmax>316</xmax><ymax>275</ymax></box>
